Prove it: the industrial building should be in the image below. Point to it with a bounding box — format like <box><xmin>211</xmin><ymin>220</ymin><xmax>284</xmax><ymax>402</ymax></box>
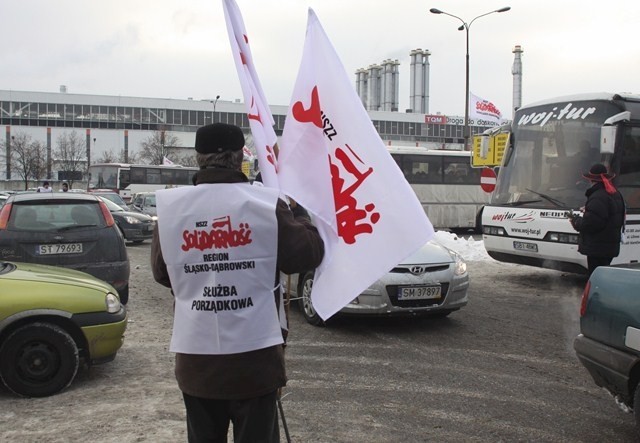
<box><xmin>0</xmin><ymin>46</ymin><xmax>523</xmax><ymax>182</ymax></box>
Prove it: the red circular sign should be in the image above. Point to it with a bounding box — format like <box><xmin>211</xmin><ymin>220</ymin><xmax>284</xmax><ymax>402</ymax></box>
<box><xmin>480</xmin><ymin>167</ymin><xmax>497</xmax><ymax>193</ymax></box>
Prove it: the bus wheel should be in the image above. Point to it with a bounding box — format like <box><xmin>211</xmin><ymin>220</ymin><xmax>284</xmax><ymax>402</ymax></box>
<box><xmin>475</xmin><ymin>207</ymin><xmax>484</xmax><ymax>234</ymax></box>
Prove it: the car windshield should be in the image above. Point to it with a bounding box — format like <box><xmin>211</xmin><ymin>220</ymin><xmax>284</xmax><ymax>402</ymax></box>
<box><xmin>8</xmin><ymin>202</ymin><xmax>104</xmax><ymax>231</ymax></box>
<box><xmin>98</xmin><ymin>196</ymin><xmax>124</xmax><ymax>212</ymax></box>
<box><xmin>98</xmin><ymin>193</ymin><xmax>127</xmax><ymax>207</ymax></box>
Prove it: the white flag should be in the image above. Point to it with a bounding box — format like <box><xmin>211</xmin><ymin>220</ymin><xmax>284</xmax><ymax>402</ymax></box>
<box><xmin>223</xmin><ymin>0</ymin><xmax>279</xmax><ymax>189</ymax></box>
<box><xmin>469</xmin><ymin>92</ymin><xmax>503</xmax><ymax>124</ymax></box>
<box><xmin>163</xmin><ymin>156</ymin><xmax>174</xmax><ymax>166</ymax></box>
<box><xmin>278</xmin><ymin>9</ymin><xmax>434</xmax><ymax>320</ymax></box>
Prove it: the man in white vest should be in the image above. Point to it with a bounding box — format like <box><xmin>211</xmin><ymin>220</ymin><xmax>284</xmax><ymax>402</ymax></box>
<box><xmin>151</xmin><ymin>123</ymin><xmax>324</xmax><ymax>442</ymax></box>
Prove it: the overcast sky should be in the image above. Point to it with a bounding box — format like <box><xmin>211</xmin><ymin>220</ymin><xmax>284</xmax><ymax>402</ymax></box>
<box><xmin>2</xmin><ymin>0</ymin><xmax>638</xmax><ymax>120</ymax></box>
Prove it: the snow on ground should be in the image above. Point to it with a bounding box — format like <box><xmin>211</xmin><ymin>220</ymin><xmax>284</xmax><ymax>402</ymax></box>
<box><xmin>432</xmin><ymin>230</ymin><xmax>492</xmax><ymax>261</ymax></box>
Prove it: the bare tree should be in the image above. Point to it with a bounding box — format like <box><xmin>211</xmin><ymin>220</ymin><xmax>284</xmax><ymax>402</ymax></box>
<box><xmin>177</xmin><ymin>153</ymin><xmax>198</xmax><ymax>167</ymax></box>
<box><xmin>139</xmin><ymin>129</ymin><xmax>180</xmax><ymax>165</ymax></box>
<box><xmin>95</xmin><ymin>149</ymin><xmax>119</xmax><ymax>164</ymax></box>
<box><xmin>95</xmin><ymin>149</ymin><xmax>140</xmax><ymax>165</ymax></box>
<box><xmin>121</xmin><ymin>149</ymin><xmax>139</xmax><ymax>164</ymax></box>
<box><xmin>54</xmin><ymin>131</ymin><xmax>86</xmax><ymax>188</ymax></box>
<box><xmin>10</xmin><ymin>133</ymin><xmax>47</xmax><ymax>190</ymax></box>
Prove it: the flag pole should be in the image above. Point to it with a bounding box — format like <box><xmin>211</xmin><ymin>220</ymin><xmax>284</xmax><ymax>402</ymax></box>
<box><xmin>277</xmin><ymin>395</ymin><xmax>291</xmax><ymax>443</ymax></box>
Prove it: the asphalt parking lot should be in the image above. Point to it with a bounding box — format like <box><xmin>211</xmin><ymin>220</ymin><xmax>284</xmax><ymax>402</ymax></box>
<box><xmin>1</xmin><ymin>241</ymin><xmax>637</xmax><ymax>442</ymax></box>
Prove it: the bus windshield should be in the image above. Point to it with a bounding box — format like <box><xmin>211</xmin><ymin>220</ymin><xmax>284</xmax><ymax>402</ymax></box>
<box><xmin>492</xmin><ymin>100</ymin><xmax>621</xmax><ymax>209</ymax></box>
<box><xmin>89</xmin><ymin>165</ymin><xmax>122</xmax><ymax>190</ymax></box>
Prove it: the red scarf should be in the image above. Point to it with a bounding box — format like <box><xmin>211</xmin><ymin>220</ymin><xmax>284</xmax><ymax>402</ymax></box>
<box><xmin>600</xmin><ymin>174</ymin><xmax>617</xmax><ymax>194</ymax></box>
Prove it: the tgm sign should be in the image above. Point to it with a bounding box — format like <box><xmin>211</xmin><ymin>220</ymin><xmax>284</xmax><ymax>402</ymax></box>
<box><xmin>424</xmin><ymin>115</ymin><xmax>446</xmax><ymax>124</ymax></box>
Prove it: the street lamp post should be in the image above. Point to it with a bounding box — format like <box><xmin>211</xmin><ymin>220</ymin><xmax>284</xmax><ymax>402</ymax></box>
<box><xmin>212</xmin><ymin>95</ymin><xmax>220</xmax><ymax>123</ymax></box>
<box><xmin>429</xmin><ymin>6</ymin><xmax>510</xmax><ymax>150</ymax></box>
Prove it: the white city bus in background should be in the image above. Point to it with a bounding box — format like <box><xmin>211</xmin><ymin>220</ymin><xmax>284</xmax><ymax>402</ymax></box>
<box><xmin>387</xmin><ymin>145</ymin><xmax>491</xmax><ymax>230</ymax></box>
<box><xmin>482</xmin><ymin>93</ymin><xmax>640</xmax><ymax>274</ymax></box>
<box><xmin>88</xmin><ymin>163</ymin><xmax>198</xmax><ymax>201</ymax></box>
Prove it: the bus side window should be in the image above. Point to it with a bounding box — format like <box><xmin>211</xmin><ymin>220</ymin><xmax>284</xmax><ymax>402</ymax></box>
<box><xmin>147</xmin><ymin>169</ymin><xmax>161</xmax><ymax>184</ymax></box>
<box><xmin>618</xmin><ymin>132</ymin><xmax>640</xmax><ymax>210</ymax></box>
<box><xmin>444</xmin><ymin>162</ymin><xmax>468</xmax><ymax>184</ymax></box>
<box><xmin>120</xmin><ymin>171</ymin><xmax>130</xmax><ymax>189</ymax></box>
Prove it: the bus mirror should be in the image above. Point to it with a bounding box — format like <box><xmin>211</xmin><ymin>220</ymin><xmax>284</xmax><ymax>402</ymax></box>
<box><xmin>600</xmin><ymin>126</ymin><xmax>616</xmax><ymax>154</ymax></box>
<box><xmin>600</xmin><ymin>111</ymin><xmax>631</xmax><ymax>154</ymax></box>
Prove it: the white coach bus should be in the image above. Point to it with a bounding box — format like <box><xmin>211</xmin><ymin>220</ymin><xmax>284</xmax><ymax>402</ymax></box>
<box><xmin>388</xmin><ymin>145</ymin><xmax>491</xmax><ymax>230</ymax></box>
<box><xmin>482</xmin><ymin>93</ymin><xmax>640</xmax><ymax>274</ymax></box>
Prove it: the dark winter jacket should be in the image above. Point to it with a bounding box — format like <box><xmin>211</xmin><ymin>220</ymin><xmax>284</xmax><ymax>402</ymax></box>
<box><xmin>571</xmin><ymin>182</ymin><xmax>625</xmax><ymax>258</ymax></box>
<box><xmin>151</xmin><ymin>167</ymin><xmax>325</xmax><ymax>400</ymax></box>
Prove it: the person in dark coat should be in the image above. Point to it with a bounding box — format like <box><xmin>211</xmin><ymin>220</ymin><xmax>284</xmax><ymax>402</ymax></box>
<box><xmin>151</xmin><ymin>123</ymin><xmax>324</xmax><ymax>443</ymax></box>
<box><xmin>569</xmin><ymin>163</ymin><xmax>625</xmax><ymax>276</ymax></box>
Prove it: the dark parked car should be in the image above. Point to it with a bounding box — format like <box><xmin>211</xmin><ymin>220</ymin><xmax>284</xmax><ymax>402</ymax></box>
<box><xmin>97</xmin><ymin>196</ymin><xmax>155</xmax><ymax>244</ymax></box>
<box><xmin>89</xmin><ymin>190</ymin><xmax>129</xmax><ymax>210</ymax></box>
<box><xmin>0</xmin><ymin>192</ymin><xmax>130</xmax><ymax>304</ymax></box>
<box><xmin>0</xmin><ymin>261</ymin><xmax>127</xmax><ymax>397</ymax></box>
<box><xmin>129</xmin><ymin>192</ymin><xmax>157</xmax><ymax>219</ymax></box>
<box><xmin>574</xmin><ymin>263</ymin><xmax>640</xmax><ymax>435</ymax></box>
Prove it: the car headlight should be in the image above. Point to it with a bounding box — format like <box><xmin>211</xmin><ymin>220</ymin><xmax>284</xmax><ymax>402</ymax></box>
<box><xmin>151</xmin><ymin>215</ymin><xmax>158</xmax><ymax>221</ymax></box>
<box><xmin>124</xmin><ymin>216</ymin><xmax>141</xmax><ymax>224</ymax></box>
<box><xmin>106</xmin><ymin>293</ymin><xmax>121</xmax><ymax>313</ymax></box>
<box><xmin>453</xmin><ymin>253</ymin><xmax>467</xmax><ymax>276</ymax></box>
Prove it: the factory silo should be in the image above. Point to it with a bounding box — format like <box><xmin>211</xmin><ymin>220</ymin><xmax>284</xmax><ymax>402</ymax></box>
<box><xmin>366</xmin><ymin>64</ymin><xmax>382</xmax><ymax>111</ymax></box>
<box><xmin>381</xmin><ymin>59</ymin><xmax>400</xmax><ymax>112</ymax></box>
<box><xmin>409</xmin><ymin>49</ymin><xmax>430</xmax><ymax>113</ymax></box>
<box><xmin>355</xmin><ymin>68</ymin><xmax>369</xmax><ymax>109</ymax></box>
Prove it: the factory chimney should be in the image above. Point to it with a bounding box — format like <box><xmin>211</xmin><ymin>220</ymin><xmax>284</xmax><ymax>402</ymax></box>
<box><xmin>511</xmin><ymin>45</ymin><xmax>523</xmax><ymax>116</ymax></box>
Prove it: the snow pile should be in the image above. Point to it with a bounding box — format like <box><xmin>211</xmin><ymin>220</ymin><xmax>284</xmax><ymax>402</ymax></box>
<box><xmin>432</xmin><ymin>230</ymin><xmax>492</xmax><ymax>262</ymax></box>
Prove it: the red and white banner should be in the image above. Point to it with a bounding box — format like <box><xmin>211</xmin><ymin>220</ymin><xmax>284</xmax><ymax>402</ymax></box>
<box><xmin>242</xmin><ymin>146</ymin><xmax>255</xmax><ymax>160</ymax></box>
<box><xmin>223</xmin><ymin>0</ymin><xmax>279</xmax><ymax>188</ymax></box>
<box><xmin>469</xmin><ymin>92</ymin><xmax>503</xmax><ymax>123</ymax></box>
<box><xmin>278</xmin><ymin>9</ymin><xmax>434</xmax><ymax>320</ymax></box>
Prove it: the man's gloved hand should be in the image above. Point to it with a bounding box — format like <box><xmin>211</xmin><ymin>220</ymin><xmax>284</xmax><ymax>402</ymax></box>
<box><xmin>568</xmin><ymin>212</ymin><xmax>582</xmax><ymax>231</ymax></box>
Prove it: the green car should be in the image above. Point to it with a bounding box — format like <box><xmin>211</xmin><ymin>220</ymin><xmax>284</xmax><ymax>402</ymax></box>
<box><xmin>0</xmin><ymin>261</ymin><xmax>127</xmax><ymax>397</ymax></box>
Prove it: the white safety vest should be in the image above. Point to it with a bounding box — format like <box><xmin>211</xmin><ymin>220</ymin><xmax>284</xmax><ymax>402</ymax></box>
<box><xmin>156</xmin><ymin>183</ymin><xmax>283</xmax><ymax>355</ymax></box>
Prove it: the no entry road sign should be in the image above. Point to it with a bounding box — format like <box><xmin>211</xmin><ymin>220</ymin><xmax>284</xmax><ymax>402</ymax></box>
<box><xmin>480</xmin><ymin>167</ymin><xmax>497</xmax><ymax>193</ymax></box>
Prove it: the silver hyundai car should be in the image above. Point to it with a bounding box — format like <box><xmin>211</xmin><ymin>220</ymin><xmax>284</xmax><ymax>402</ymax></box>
<box><xmin>283</xmin><ymin>240</ymin><xmax>469</xmax><ymax>325</ymax></box>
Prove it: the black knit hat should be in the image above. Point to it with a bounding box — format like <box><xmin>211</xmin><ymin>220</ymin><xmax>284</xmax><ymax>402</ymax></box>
<box><xmin>195</xmin><ymin>123</ymin><xmax>244</xmax><ymax>154</ymax></box>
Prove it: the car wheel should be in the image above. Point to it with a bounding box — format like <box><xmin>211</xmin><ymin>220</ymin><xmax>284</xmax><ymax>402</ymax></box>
<box><xmin>0</xmin><ymin>322</ymin><xmax>79</xmax><ymax>398</ymax></box>
<box><xmin>298</xmin><ymin>271</ymin><xmax>324</xmax><ymax>326</ymax></box>
<box><xmin>118</xmin><ymin>284</ymin><xmax>129</xmax><ymax>305</ymax></box>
